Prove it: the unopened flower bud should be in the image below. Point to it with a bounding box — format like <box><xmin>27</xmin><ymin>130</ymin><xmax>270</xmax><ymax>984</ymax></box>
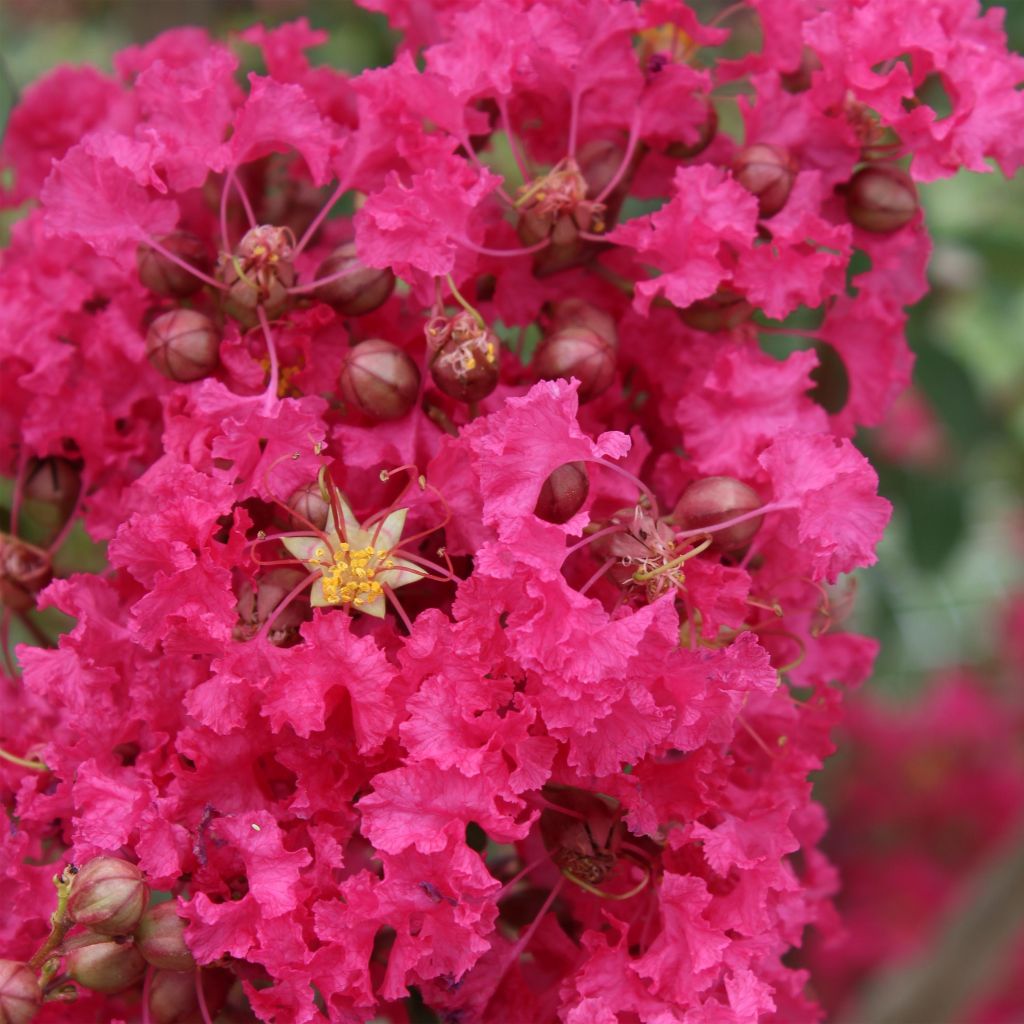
<box><xmin>146</xmin><ymin>310</ymin><xmax>220</xmax><ymax>382</ymax></box>
<box><xmin>846</xmin><ymin>165</ymin><xmax>918</xmax><ymax>233</ymax></box>
<box><xmin>148</xmin><ymin>968</ymin><xmax>231</xmax><ymax>1024</ymax></box>
<box><xmin>678</xmin><ymin>287</ymin><xmax>753</xmax><ymax>332</ymax></box>
<box><xmin>288</xmin><ymin>482</ymin><xmax>330</xmax><ymax>531</ymax></box>
<box><xmin>136</xmin><ymin>233</ymin><xmax>211</xmax><ymax>298</ymax></box>
<box><xmin>135</xmin><ymin>903</ymin><xmax>195</xmax><ymax>972</ymax></box>
<box><xmin>219</xmin><ymin>224</ymin><xmax>296</xmax><ymax>323</ymax></box>
<box><xmin>534</xmin><ymin>463</ymin><xmax>590</xmax><ymax>524</ymax></box>
<box><xmin>313</xmin><ymin>243</ymin><xmax>395</xmax><ymax>316</ymax></box>
<box><xmin>67</xmin><ymin>856</ymin><xmax>148</xmax><ymax>936</ymax></box>
<box><xmin>549</xmin><ymin>300</ymin><xmax>617</xmax><ymax>349</ymax></box>
<box><xmin>339</xmin><ymin>339</ymin><xmax>420</xmax><ymax>420</ymax></box>
<box><xmin>67</xmin><ymin>941</ymin><xmax>146</xmax><ymax>994</ymax></box>
<box><xmin>0</xmin><ymin>960</ymin><xmax>40</xmax><ymax>1024</ymax></box>
<box><xmin>733</xmin><ymin>143</ymin><xmax>798</xmax><ymax>218</ymax></box>
<box><xmin>426</xmin><ymin>311</ymin><xmax>500</xmax><ymax>403</ymax></box>
<box><xmin>673</xmin><ymin>476</ymin><xmax>763</xmax><ymax>551</ymax></box>
<box><xmin>24</xmin><ymin>457</ymin><xmax>82</xmax><ymax>517</ymax></box>
<box><xmin>534</xmin><ymin>327</ymin><xmax>616</xmax><ymax>403</ymax></box>
<box><xmin>0</xmin><ymin>534</ymin><xmax>52</xmax><ymax>613</ymax></box>
<box><xmin>234</xmin><ymin>567</ymin><xmax>308</xmax><ymax>643</ymax></box>
<box><xmin>666</xmin><ymin>96</ymin><xmax>718</xmax><ymax>159</ymax></box>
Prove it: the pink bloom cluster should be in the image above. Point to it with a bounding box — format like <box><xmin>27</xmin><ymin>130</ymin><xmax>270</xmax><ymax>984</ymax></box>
<box><xmin>1</xmin><ymin>2</ymin><xmax>1022</xmax><ymax>1021</ymax></box>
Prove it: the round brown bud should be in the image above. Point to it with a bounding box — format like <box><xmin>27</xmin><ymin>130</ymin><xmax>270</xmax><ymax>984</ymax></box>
<box><xmin>136</xmin><ymin>233</ymin><xmax>211</xmax><ymax>298</ymax></box>
<box><xmin>135</xmin><ymin>903</ymin><xmax>195</xmax><ymax>972</ymax></box>
<box><xmin>426</xmin><ymin>312</ymin><xmax>500</xmax><ymax>403</ymax></box>
<box><xmin>218</xmin><ymin>224</ymin><xmax>296</xmax><ymax>323</ymax></box>
<box><xmin>0</xmin><ymin>960</ymin><xmax>40</xmax><ymax>1024</ymax></box>
<box><xmin>548</xmin><ymin>299</ymin><xmax>617</xmax><ymax>349</ymax></box>
<box><xmin>24</xmin><ymin>457</ymin><xmax>82</xmax><ymax>517</ymax></box>
<box><xmin>339</xmin><ymin>339</ymin><xmax>421</xmax><ymax>420</ymax></box>
<box><xmin>534</xmin><ymin>327</ymin><xmax>616</xmax><ymax>403</ymax></box>
<box><xmin>666</xmin><ymin>96</ymin><xmax>718</xmax><ymax>159</ymax></box>
<box><xmin>146</xmin><ymin>310</ymin><xmax>220</xmax><ymax>382</ymax></box>
<box><xmin>313</xmin><ymin>243</ymin><xmax>395</xmax><ymax>316</ymax></box>
<box><xmin>288</xmin><ymin>482</ymin><xmax>330</xmax><ymax>532</ymax></box>
<box><xmin>67</xmin><ymin>856</ymin><xmax>148</xmax><ymax>936</ymax></box>
<box><xmin>846</xmin><ymin>165</ymin><xmax>918</xmax><ymax>233</ymax></box>
<box><xmin>673</xmin><ymin>476</ymin><xmax>763</xmax><ymax>552</ymax></box>
<box><xmin>678</xmin><ymin>288</ymin><xmax>753</xmax><ymax>332</ymax></box>
<box><xmin>148</xmin><ymin>968</ymin><xmax>232</xmax><ymax>1024</ymax></box>
<box><xmin>67</xmin><ymin>941</ymin><xmax>146</xmax><ymax>994</ymax></box>
<box><xmin>733</xmin><ymin>143</ymin><xmax>798</xmax><ymax>218</ymax></box>
<box><xmin>534</xmin><ymin>463</ymin><xmax>590</xmax><ymax>524</ymax></box>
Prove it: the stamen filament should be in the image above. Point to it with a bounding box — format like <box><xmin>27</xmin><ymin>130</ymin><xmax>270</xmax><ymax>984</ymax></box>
<box><xmin>0</xmin><ymin>745</ymin><xmax>49</xmax><ymax>772</ymax></box>
<box><xmin>456</xmin><ymin>236</ymin><xmax>552</xmax><ymax>259</ymax></box>
<box><xmin>295</xmin><ymin>174</ymin><xmax>354</xmax><ymax>257</ymax></box>
<box><xmin>142</xmin><ymin>234</ymin><xmax>227</xmax><ymax>292</ymax></box>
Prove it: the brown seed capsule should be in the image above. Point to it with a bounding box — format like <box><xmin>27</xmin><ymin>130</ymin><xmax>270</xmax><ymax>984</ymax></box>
<box><xmin>426</xmin><ymin>311</ymin><xmax>500</xmax><ymax>403</ymax></box>
<box><xmin>678</xmin><ymin>288</ymin><xmax>753</xmax><ymax>333</ymax></box>
<box><xmin>846</xmin><ymin>165</ymin><xmax>918</xmax><ymax>233</ymax></box>
<box><xmin>313</xmin><ymin>243</ymin><xmax>395</xmax><ymax>316</ymax></box>
<box><xmin>733</xmin><ymin>143</ymin><xmax>798</xmax><ymax>218</ymax></box>
<box><xmin>136</xmin><ymin>233</ymin><xmax>211</xmax><ymax>298</ymax></box>
<box><xmin>673</xmin><ymin>476</ymin><xmax>763</xmax><ymax>552</ymax></box>
<box><xmin>146</xmin><ymin>310</ymin><xmax>220</xmax><ymax>382</ymax></box>
<box><xmin>0</xmin><ymin>960</ymin><xmax>40</xmax><ymax>1024</ymax></box>
<box><xmin>534</xmin><ymin>326</ymin><xmax>616</xmax><ymax>403</ymax></box>
<box><xmin>534</xmin><ymin>462</ymin><xmax>590</xmax><ymax>524</ymax></box>
<box><xmin>218</xmin><ymin>224</ymin><xmax>296</xmax><ymax>323</ymax></box>
<box><xmin>339</xmin><ymin>339</ymin><xmax>421</xmax><ymax>420</ymax></box>
<box><xmin>67</xmin><ymin>941</ymin><xmax>146</xmax><ymax>994</ymax></box>
<box><xmin>135</xmin><ymin>903</ymin><xmax>195</xmax><ymax>972</ymax></box>
<box><xmin>67</xmin><ymin>856</ymin><xmax>148</xmax><ymax>936</ymax></box>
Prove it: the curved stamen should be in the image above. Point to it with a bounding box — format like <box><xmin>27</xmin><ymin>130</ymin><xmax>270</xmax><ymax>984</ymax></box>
<box><xmin>255</xmin><ymin>305</ymin><xmax>281</xmax><ymax>411</ymax></box>
<box><xmin>0</xmin><ymin>744</ymin><xmax>49</xmax><ymax>772</ymax></box>
<box><xmin>287</xmin><ymin>261</ymin><xmax>363</xmax><ymax>296</ymax></box>
<box><xmin>255</xmin><ymin>569</ymin><xmax>319</xmax><ymax>641</ymax></box>
<box><xmin>578</xmin><ymin>557</ymin><xmax>616</xmax><ymax>596</ymax></box>
<box><xmin>229</xmin><ymin>166</ymin><xmax>257</xmax><ymax>230</ymax></box>
<box><xmin>382</xmin><ymin>584</ymin><xmax>414</xmax><ymax>633</ymax></box>
<box><xmin>141</xmin><ymin>233</ymin><xmax>228</xmax><ymax>293</ymax></box>
<box><xmin>563</xmin><ymin>860</ymin><xmax>650</xmax><ymax>901</ymax></box>
<box><xmin>561</xmin><ymin>523</ymin><xmax>630</xmax><ymax>562</ymax></box>
<box><xmin>456</xmin><ymin>236</ymin><xmax>552</xmax><ymax>259</ymax></box>
<box><xmin>674</xmin><ymin>499</ymin><xmax>792</xmax><ymax>543</ymax></box>
<box><xmin>295</xmin><ymin>173</ymin><xmax>354</xmax><ymax>257</ymax></box>
<box><xmin>593</xmin><ymin>111</ymin><xmax>642</xmax><ymax>205</ymax></box>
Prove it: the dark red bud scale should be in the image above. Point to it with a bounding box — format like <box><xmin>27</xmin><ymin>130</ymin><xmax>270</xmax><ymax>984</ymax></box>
<box><xmin>0</xmin><ymin>960</ymin><xmax>40</xmax><ymax>1024</ymax></box>
<box><xmin>339</xmin><ymin>339</ymin><xmax>421</xmax><ymax>420</ymax></box>
<box><xmin>67</xmin><ymin>856</ymin><xmax>149</xmax><ymax>936</ymax></box>
<box><xmin>673</xmin><ymin>476</ymin><xmax>763</xmax><ymax>552</ymax></box>
<box><xmin>846</xmin><ymin>165</ymin><xmax>918</xmax><ymax>233</ymax></box>
<box><xmin>145</xmin><ymin>309</ymin><xmax>220</xmax><ymax>382</ymax></box>
<box><xmin>313</xmin><ymin>243</ymin><xmax>395</xmax><ymax>316</ymax></box>
<box><xmin>534</xmin><ymin>326</ymin><xmax>616</xmax><ymax>403</ymax></box>
<box><xmin>0</xmin><ymin>533</ymin><xmax>53</xmax><ymax>613</ymax></box>
<box><xmin>136</xmin><ymin>233</ymin><xmax>211</xmax><ymax>298</ymax></box>
<box><xmin>534</xmin><ymin>462</ymin><xmax>590</xmax><ymax>524</ymax></box>
<box><xmin>733</xmin><ymin>143</ymin><xmax>798</xmax><ymax>218</ymax></box>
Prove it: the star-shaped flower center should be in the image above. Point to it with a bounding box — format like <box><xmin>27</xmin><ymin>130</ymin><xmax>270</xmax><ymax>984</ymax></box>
<box><xmin>282</xmin><ymin>496</ymin><xmax>419</xmax><ymax>618</ymax></box>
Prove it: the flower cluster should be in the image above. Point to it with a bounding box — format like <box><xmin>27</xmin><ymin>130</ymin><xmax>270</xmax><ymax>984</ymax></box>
<box><xmin>1</xmin><ymin>2</ymin><xmax>1022</xmax><ymax>1021</ymax></box>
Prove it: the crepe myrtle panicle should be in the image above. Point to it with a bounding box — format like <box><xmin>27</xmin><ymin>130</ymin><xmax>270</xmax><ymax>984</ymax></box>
<box><xmin>0</xmin><ymin>1</ymin><xmax>1022</xmax><ymax>1022</ymax></box>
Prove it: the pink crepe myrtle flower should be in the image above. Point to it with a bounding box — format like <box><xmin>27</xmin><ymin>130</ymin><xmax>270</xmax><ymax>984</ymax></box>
<box><xmin>0</xmin><ymin>0</ymin><xmax>1022</xmax><ymax>1020</ymax></box>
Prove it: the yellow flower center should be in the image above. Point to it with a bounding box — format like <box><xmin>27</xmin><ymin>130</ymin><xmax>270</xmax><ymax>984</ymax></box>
<box><xmin>313</xmin><ymin>543</ymin><xmax>396</xmax><ymax>607</ymax></box>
